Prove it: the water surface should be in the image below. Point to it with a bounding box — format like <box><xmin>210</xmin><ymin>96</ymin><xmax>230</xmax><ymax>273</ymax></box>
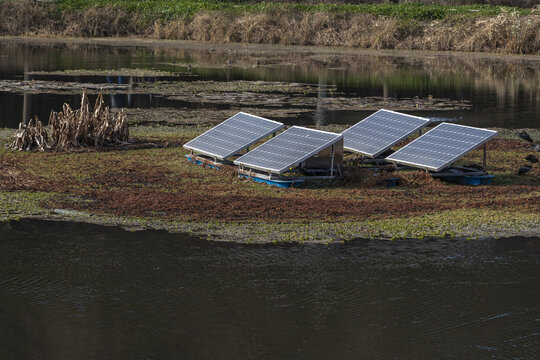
<box><xmin>1</xmin><ymin>220</ymin><xmax>539</xmax><ymax>359</ymax></box>
<box><xmin>1</xmin><ymin>40</ymin><xmax>539</xmax><ymax>129</ymax></box>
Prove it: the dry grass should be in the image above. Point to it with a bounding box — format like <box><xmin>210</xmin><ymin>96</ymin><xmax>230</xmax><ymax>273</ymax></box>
<box><xmin>153</xmin><ymin>9</ymin><xmax>540</xmax><ymax>54</ymax></box>
<box><xmin>0</xmin><ymin>0</ymin><xmax>55</xmax><ymax>35</ymax></box>
<box><xmin>7</xmin><ymin>90</ymin><xmax>129</xmax><ymax>151</ymax></box>
<box><xmin>0</xmin><ymin>1</ymin><xmax>144</xmax><ymax>37</ymax></box>
<box><xmin>49</xmin><ymin>90</ymin><xmax>129</xmax><ymax>148</ymax></box>
<box><xmin>1</xmin><ymin>1</ymin><xmax>539</xmax><ymax>54</ymax></box>
<box><xmin>7</xmin><ymin>116</ymin><xmax>50</xmax><ymax>152</ymax></box>
<box><xmin>61</xmin><ymin>6</ymin><xmax>140</xmax><ymax>37</ymax></box>
<box><xmin>459</xmin><ymin>9</ymin><xmax>540</xmax><ymax>53</ymax></box>
<box><xmin>394</xmin><ymin>170</ymin><xmax>436</xmax><ymax>187</ymax></box>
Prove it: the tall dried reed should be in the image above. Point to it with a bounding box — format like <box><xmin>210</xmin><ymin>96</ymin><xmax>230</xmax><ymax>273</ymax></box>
<box><xmin>7</xmin><ymin>90</ymin><xmax>129</xmax><ymax>151</ymax></box>
<box><xmin>151</xmin><ymin>9</ymin><xmax>540</xmax><ymax>54</ymax></box>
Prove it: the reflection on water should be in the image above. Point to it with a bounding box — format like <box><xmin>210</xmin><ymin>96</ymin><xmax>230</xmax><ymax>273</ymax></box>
<box><xmin>0</xmin><ymin>39</ymin><xmax>539</xmax><ymax>129</ymax></box>
<box><xmin>0</xmin><ymin>220</ymin><xmax>539</xmax><ymax>359</ymax></box>
<box><xmin>0</xmin><ymin>92</ymin><xmax>162</xmax><ymax>128</ymax></box>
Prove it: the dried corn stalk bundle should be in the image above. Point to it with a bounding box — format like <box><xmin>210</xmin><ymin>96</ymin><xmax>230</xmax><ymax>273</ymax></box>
<box><xmin>49</xmin><ymin>90</ymin><xmax>129</xmax><ymax>149</ymax></box>
<box><xmin>7</xmin><ymin>116</ymin><xmax>50</xmax><ymax>151</ymax></box>
<box><xmin>7</xmin><ymin>89</ymin><xmax>129</xmax><ymax>151</ymax></box>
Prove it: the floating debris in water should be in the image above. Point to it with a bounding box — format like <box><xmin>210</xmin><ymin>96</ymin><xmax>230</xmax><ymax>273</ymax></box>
<box><xmin>7</xmin><ymin>89</ymin><xmax>129</xmax><ymax>151</ymax></box>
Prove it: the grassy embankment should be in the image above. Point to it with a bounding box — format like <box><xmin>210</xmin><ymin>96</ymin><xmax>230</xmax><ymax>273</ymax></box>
<box><xmin>1</xmin><ymin>0</ymin><xmax>539</xmax><ymax>54</ymax></box>
<box><xmin>1</xmin><ymin>124</ymin><xmax>539</xmax><ymax>243</ymax></box>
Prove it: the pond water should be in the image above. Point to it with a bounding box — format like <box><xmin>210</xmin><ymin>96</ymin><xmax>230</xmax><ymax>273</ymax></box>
<box><xmin>1</xmin><ymin>219</ymin><xmax>539</xmax><ymax>359</ymax></box>
<box><xmin>0</xmin><ymin>39</ymin><xmax>539</xmax><ymax>129</ymax></box>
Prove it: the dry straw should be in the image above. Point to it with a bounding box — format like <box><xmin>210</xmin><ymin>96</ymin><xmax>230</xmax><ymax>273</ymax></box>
<box><xmin>7</xmin><ymin>90</ymin><xmax>129</xmax><ymax>151</ymax></box>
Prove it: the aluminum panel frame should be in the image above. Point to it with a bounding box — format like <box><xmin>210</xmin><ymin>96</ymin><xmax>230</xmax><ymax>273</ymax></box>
<box><xmin>386</xmin><ymin>123</ymin><xmax>497</xmax><ymax>172</ymax></box>
<box><xmin>234</xmin><ymin>126</ymin><xmax>343</xmax><ymax>174</ymax></box>
<box><xmin>342</xmin><ymin>109</ymin><xmax>430</xmax><ymax>158</ymax></box>
<box><xmin>183</xmin><ymin>112</ymin><xmax>285</xmax><ymax>160</ymax></box>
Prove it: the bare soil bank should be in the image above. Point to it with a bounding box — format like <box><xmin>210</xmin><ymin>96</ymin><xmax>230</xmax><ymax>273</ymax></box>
<box><xmin>1</xmin><ymin>1</ymin><xmax>539</xmax><ymax>54</ymax></box>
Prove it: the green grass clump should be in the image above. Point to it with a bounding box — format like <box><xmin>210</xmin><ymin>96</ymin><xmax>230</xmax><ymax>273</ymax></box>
<box><xmin>51</xmin><ymin>0</ymin><xmax>532</xmax><ymax>21</ymax></box>
<box><xmin>0</xmin><ymin>191</ymin><xmax>55</xmax><ymax>220</ymax></box>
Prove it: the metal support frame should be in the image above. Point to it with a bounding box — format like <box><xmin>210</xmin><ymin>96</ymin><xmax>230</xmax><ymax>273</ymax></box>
<box><xmin>432</xmin><ymin>171</ymin><xmax>486</xmax><ymax>178</ymax></box>
<box><xmin>189</xmin><ymin>154</ymin><xmax>234</xmax><ymax>168</ymax></box>
<box><xmin>330</xmin><ymin>144</ymin><xmax>335</xmax><ymax>176</ymax></box>
<box><xmin>237</xmin><ymin>168</ymin><xmax>336</xmax><ymax>181</ymax></box>
<box><xmin>483</xmin><ymin>143</ymin><xmax>487</xmax><ymax>173</ymax></box>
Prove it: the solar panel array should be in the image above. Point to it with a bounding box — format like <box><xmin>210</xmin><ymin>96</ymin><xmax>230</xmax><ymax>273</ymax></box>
<box><xmin>234</xmin><ymin>126</ymin><xmax>342</xmax><ymax>174</ymax></box>
<box><xmin>183</xmin><ymin>112</ymin><xmax>284</xmax><ymax>160</ymax></box>
<box><xmin>341</xmin><ymin>109</ymin><xmax>430</xmax><ymax>158</ymax></box>
<box><xmin>386</xmin><ymin>123</ymin><xmax>497</xmax><ymax>172</ymax></box>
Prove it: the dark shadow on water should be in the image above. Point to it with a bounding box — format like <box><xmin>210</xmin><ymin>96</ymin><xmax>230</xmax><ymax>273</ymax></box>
<box><xmin>0</xmin><ymin>219</ymin><xmax>539</xmax><ymax>359</ymax></box>
<box><xmin>0</xmin><ymin>92</ymin><xmax>232</xmax><ymax>128</ymax></box>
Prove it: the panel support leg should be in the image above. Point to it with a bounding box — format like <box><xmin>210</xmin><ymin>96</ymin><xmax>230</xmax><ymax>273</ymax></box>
<box><xmin>483</xmin><ymin>143</ymin><xmax>487</xmax><ymax>173</ymax></box>
<box><xmin>330</xmin><ymin>144</ymin><xmax>335</xmax><ymax>176</ymax></box>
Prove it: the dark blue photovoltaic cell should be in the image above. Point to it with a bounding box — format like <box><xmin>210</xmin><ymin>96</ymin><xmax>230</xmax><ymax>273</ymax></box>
<box><xmin>234</xmin><ymin>126</ymin><xmax>342</xmax><ymax>173</ymax></box>
<box><xmin>183</xmin><ymin>112</ymin><xmax>284</xmax><ymax>159</ymax></box>
<box><xmin>341</xmin><ymin>109</ymin><xmax>429</xmax><ymax>157</ymax></box>
<box><xmin>386</xmin><ymin>123</ymin><xmax>497</xmax><ymax>171</ymax></box>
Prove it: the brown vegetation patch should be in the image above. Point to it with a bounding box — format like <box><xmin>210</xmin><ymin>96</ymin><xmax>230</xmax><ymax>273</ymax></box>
<box><xmin>61</xmin><ymin>6</ymin><xmax>139</xmax><ymax>37</ymax></box>
<box><xmin>90</xmin><ymin>168</ymin><xmax>173</xmax><ymax>188</ymax></box>
<box><xmin>155</xmin><ymin>10</ymin><xmax>540</xmax><ymax>54</ymax></box>
<box><xmin>0</xmin><ymin>158</ymin><xmax>43</xmax><ymax>190</ymax></box>
<box><xmin>394</xmin><ymin>171</ymin><xmax>436</xmax><ymax>188</ymax></box>
<box><xmin>489</xmin><ymin>138</ymin><xmax>534</xmax><ymax>151</ymax></box>
<box><xmin>62</xmin><ymin>188</ymin><xmax>454</xmax><ymax>222</ymax></box>
<box><xmin>55</xmin><ymin>178</ymin><xmax>538</xmax><ymax>222</ymax></box>
<box><xmin>46</xmin><ymin>139</ymin><xmax>182</xmax><ymax>153</ymax></box>
<box><xmin>1</xmin><ymin>136</ymin><xmax>538</xmax><ymax>224</ymax></box>
<box><xmin>0</xmin><ymin>0</ymin><xmax>55</xmax><ymax>36</ymax></box>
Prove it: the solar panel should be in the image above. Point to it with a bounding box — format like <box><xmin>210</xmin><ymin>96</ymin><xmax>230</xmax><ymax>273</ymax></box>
<box><xmin>183</xmin><ymin>112</ymin><xmax>285</xmax><ymax>160</ymax></box>
<box><xmin>386</xmin><ymin>123</ymin><xmax>497</xmax><ymax>172</ymax></box>
<box><xmin>234</xmin><ymin>126</ymin><xmax>342</xmax><ymax>174</ymax></box>
<box><xmin>341</xmin><ymin>109</ymin><xmax>430</xmax><ymax>157</ymax></box>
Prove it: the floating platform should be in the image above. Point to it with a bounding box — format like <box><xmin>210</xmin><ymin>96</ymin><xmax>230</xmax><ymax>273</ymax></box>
<box><xmin>239</xmin><ymin>174</ymin><xmax>304</xmax><ymax>188</ymax></box>
<box><xmin>440</xmin><ymin>174</ymin><xmax>495</xmax><ymax>186</ymax></box>
<box><xmin>431</xmin><ymin>166</ymin><xmax>495</xmax><ymax>186</ymax></box>
<box><xmin>185</xmin><ymin>154</ymin><xmax>224</xmax><ymax>170</ymax></box>
<box><xmin>184</xmin><ymin>110</ymin><xmax>499</xmax><ymax>189</ymax></box>
<box><xmin>237</xmin><ymin>168</ymin><xmax>335</xmax><ymax>188</ymax></box>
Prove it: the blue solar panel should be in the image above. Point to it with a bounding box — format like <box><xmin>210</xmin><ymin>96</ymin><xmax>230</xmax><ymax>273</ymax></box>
<box><xmin>386</xmin><ymin>123</ymin><xmax>497</xmax><ymax>172</ymax></box>
<box><xmin>183</xmin><ymin>112</ymin><xmax>284</xmax><ymax>160</ymax></box>
<box><xmin>341</xmin><ymin>109</ymin><xmax>429</xmax><ymax>157</ymax></box>
<box><xmin>234</xmin><ymin>126</ymin><xmax>342</xmax><ymax>174</ymax></box>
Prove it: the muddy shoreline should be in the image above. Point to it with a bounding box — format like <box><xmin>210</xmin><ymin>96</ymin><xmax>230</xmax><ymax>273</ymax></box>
<box><xmin>3</xmin><ymin>36</ymin><xmax>540</xmax><ymax>62</ymax></box>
